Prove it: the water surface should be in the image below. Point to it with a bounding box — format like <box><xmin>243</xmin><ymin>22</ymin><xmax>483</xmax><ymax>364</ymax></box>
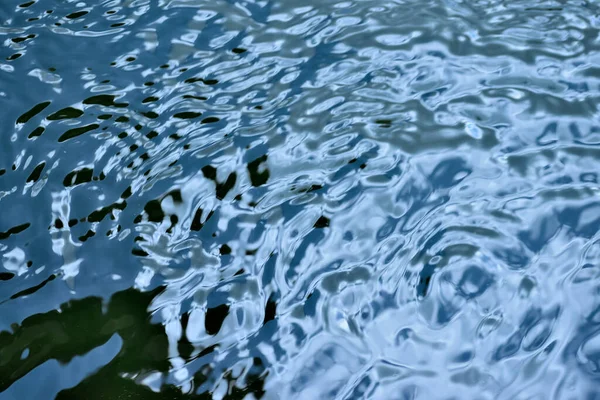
<box><xmin>1</xmin><ymin>0</ymin><xmax>600</xmax><ymax>399</ymax></box>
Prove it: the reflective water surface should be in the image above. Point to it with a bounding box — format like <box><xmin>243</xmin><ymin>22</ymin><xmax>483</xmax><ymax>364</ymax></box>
<box><xmin>1</xmin><ymin>0</ymin><xmax>600</xmax><ymax>398</ymax></box>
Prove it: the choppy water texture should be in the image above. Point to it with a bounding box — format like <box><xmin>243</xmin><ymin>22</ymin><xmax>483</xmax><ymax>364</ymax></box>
<box><xmin>1</xmin><ymin>0</ymin><xmax>600</xmax><ymax>399</ymax></box>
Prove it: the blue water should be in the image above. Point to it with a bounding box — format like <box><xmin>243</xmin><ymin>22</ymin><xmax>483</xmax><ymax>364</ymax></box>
<box><xmin>1</xmin><ymin>0</ymin><xmax>600</xmax><ymax>399</ymax></box>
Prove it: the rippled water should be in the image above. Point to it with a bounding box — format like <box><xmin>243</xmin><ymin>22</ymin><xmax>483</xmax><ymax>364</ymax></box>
<box><xmin>1</xmin><ymin>0</ymin><xmax>600</xmax><ymax>398</ymax></box>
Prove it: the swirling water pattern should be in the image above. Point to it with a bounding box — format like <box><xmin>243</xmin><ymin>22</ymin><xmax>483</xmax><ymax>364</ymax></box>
<box><xmin>1</xmin><ymin>0</ymin><xmax>600</xmax><ymax>398</ymax></box>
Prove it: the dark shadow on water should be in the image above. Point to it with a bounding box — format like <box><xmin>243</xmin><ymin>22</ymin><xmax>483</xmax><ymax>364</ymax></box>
<box><xmin>0</xmin><ymin>287</ymin><xmax>267</xmax><ymax>399</ymax></box>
